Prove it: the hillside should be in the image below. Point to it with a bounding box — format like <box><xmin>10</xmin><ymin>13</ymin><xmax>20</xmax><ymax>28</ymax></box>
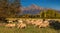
<box><xmin>18</xmin><ymin>4</ymin><xmax>60</xmax><ymax>18</ymax></box>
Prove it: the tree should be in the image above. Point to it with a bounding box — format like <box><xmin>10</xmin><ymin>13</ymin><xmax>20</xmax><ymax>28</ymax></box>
<box><xmin>0</xmin><ymin>0</ymin><xmax>8</xmax><ymax>17</ymax></box>
<box><xmin>0</xmin><ymin>0</ymin><xmax>21</xmax><ymax>18</ymax></box>
<box><xmin>40</xmin><ymin>11</ymin><xmax>45</xmax><ymax>18</ymax></box>
<box><xmin>8</xmin><ymin>0</ymin><xmax>21</xmax><ymax>17</ymax></box>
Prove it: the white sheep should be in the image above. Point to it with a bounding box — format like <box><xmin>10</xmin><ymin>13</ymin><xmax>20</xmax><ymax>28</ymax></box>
<box><xmin>7</xmin><ymin>20</ymin><xmax>13</xmax><ymax>23</ymax></box>
<box><xmin>18</xmin><ymin>19</ymin><xmax>23</xmax><ymax>23</ymax></box>
<box><xmin>26</xmin><ymin>19</ymin><xmax>32</xmax><ymax>24</ymax></box>
<box><xmin>39</xmin><ymin>21</ymin><xmax>49</xmax><ymax>28</ymax></box>
<box><xmin>17</xmin><ymin>23</ymin><xmax>26</xmax><ymax>29</ymax></box>
<box><xmin>5</xmin><ymin>23</ymin><xmax>15</xmax><ymax>28</ymax></box>
<box><xmin>33</xmin><ymin>19</ymin><xmax>41</xmax><ymax>27</ymax></box>
<box><xmin>34</xmin><ymin>21</ymin><xmax>42</xmax><ymax>27</ymax></box>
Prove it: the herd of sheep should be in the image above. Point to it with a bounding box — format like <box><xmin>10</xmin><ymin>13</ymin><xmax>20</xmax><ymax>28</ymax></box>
<box><xmin>4</xmin><ymin>18</ymin><xmax>60</xmax><ymax>29</ymax></box>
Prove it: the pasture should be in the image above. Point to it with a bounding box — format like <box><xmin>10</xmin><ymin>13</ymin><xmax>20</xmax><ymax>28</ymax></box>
<box><xmin>0</xmin><ymin>25</ymin><xmax>60</xmax><ymax>33</ymax></box>
<box><xmin>0</xmin><ymin>18</ymin><xmax>60</xmax><ymax>33</ymax></box>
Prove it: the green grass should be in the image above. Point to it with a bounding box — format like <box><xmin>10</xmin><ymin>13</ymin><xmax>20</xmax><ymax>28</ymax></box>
<box><xmin>0</xmin><ymin>25</ymin><xmax>60</xmax><ymax>33</ymax></box>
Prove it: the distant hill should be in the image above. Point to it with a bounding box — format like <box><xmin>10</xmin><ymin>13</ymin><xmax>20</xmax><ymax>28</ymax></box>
<box><xmin>19</xmin><ymin>4</ymin><xmax>44</xmax><ymax>15</ymax></box>
<box><xmin>19</xmin><ymin>4</ymin><xmax>59</xmax><ymax>15</ymax></box>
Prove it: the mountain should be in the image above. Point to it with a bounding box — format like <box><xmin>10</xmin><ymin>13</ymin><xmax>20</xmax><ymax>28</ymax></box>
<box><xmin>19</xmin><ymin>4</ymin><xmax>44</xmax><ymax>15</ymax></box>
<box><xmin>19</xmin><ymin>4</ymin><xmax>59</xmax><ymax>15</ymax></box>
<box><xmin>21</xmin><ymin>4</ymin><xmax>44</xmax><ymax>11</ymax></box>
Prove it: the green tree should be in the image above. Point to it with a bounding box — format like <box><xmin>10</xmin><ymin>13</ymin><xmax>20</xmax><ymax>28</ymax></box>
<box><xmin>0</xmin><ymin>0</ymin><xmax>21</xmax><ymax>18</ymax></box>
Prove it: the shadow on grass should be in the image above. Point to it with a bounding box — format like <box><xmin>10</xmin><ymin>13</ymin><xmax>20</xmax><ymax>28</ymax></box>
<box><xmin>49</xmin><ymin>20</ymin><xmax>60</xmax><ymax>30</ymax></box>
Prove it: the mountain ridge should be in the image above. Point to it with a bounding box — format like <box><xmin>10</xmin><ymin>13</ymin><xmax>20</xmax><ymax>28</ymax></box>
<box><xmin>19</xmin><ymin>4</ymin><xmax>60</xmax><ymax>15</ymax></box>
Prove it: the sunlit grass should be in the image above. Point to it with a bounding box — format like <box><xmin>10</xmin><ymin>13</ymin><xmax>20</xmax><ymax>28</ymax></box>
<box><xmin>0</xmin><ymin>25</ymin><xmax>60</xmax><ymax>33</ymax></box>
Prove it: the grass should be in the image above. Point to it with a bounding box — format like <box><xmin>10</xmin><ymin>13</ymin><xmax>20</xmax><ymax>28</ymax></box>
<box><xmin>0</xmin><ymin>25</ymin><xmax>60</xmax><ymax>33</ymax></box>
<box><xmin>0</xmin><ymin>18</ymin><xmax>60</xmax><ymax>33</ymax></box>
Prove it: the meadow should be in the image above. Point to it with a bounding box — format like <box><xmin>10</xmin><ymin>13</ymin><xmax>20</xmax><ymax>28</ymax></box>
<box><xmin>0</xmin><ymin>25</ymin><xmax>60</xmax><ymax>33</ymax></box>
<box><xmin>0</xmin><ymin>18</ymin><xmax>60</xmax><ymax>33</ymax></box>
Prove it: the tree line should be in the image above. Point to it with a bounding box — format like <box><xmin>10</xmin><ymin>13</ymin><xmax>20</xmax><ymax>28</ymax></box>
<box><xmin>18</xmin><ymin>10</ymin><xmax>60</xmax><ymax>19</ymax></box>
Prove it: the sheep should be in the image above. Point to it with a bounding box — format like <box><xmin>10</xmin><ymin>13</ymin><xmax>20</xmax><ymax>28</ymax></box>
<box><xmin>33</xmin><ymin>20</ymin><xmax>49</xmax><ymax>28</ymax></box>
<box><xmin>6</xmin><ymin>18</ymin><xmax>17</xmax><ymax>23</ymax></box>
<box><xmin>26</xmin><ymin>19</ymin><xmax>32</xmax><ymax>24</ymax></box>
<box><xmin>17</xmin><ymin>23</ymin><xmax>26</xmax><ymax>29</ymax></box>
<box><xmin>31</xmin><ymin>21</ymin><xmax>36</xmax><ymax>25</ymax></box>
<box><xmin>7</xmin><ymin>20</ymin><xmax>13</xmax><ymax>23</ymax></box>
<box><xmin>31</xmin><ymin>19</ymin><xmax>37</xmax><ymax>25</ymax></box>
<box><xmin>26</xmin><ymin>19</ymin><xmax>37</xmax><ymax>25</ymax></box>
<box><xmin>5</xmin><ymin>23</ymin><xmax>16</xmax><ymax>28</ymax></box>
<box><xmin>39</xmin><ymin>21</ymin><xmax>49</xmax><ymax>28</ymax></box>
<box><xmin>17</xmin><ymin>19</ymin><xmax>23</xmax><ymax>23</ymax></box>
<box><xmin>34</xmin><ymin>21</ymin><xmax>42</xmax><ymax>27</ymax></box>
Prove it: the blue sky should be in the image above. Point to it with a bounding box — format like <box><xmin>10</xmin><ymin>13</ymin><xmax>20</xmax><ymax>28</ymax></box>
<box><xmin>21</xmin><ymin>0</ymin><xmax>60</xmax><ymax>10</ymax></box>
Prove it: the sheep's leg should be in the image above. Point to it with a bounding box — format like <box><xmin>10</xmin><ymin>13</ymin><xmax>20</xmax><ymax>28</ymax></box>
<box><xmin>39</xmin><ymin>25</ymin><xmax>41</xmax><ymax>28</ymax></box>
<box><xmin>21</xmin><ymin>27</ymin><xmax>25</xmax><ymax>29</ymax></box>
<box><xmin>17</xmin><ymin>26</ymin><xmax>20</xmax><ymax>28</ymax></box>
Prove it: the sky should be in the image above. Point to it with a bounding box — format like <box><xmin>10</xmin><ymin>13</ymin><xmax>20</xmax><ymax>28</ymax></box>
<box><xmin>21</xmin><ymin>0</ymin><xmax>60</xmax><ymax>10</ymax></box>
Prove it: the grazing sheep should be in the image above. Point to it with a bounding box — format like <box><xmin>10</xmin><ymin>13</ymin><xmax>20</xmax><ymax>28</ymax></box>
<box><xmin>39</xmin><ymin>23</ymin><xmax>47</xmax><ymax>28</ymax></box>
<box><xmin>39</xmin><ymin>21</ymin><xmax>49</xmax><ymax>28</ymax></box>
<box><xmin>5</xmin><ymin>23</ymin><xmax>15</xmax><ymax>28</ymax></box>
<box><xmin>34</xmin><ymin>21</ymin><xmax>42</xmax><ymax>27</ymax></box>
<box><xmin>18</xmin><ymin>19</ymin><xmax>23</xmax><ymax>23</ymax></box>
<box><xmin>17</xmin><ymin>23</ymin><xmax>26</xmax><ymax>29</ymax></box>
<box><xmin>6</xmin><ymin>18</ymin><xmax>17</xmax><ymax>23</ymax></box>
<box><xmin>31</xmin><ymin>21</ymin><xmax>36</xmax><ymax>25</ymax></box>
<box><xmin>7</xmin><ymin>20</ymin><xmax>13</xmax><ymax>23</ymax></box>
<box><xmin>33</xmin><ymin>19</ymin><xmax>43</xmax><ymax>27</ymax></box>
<box><xmin>26</xmin><ymin>19</ymin><xmax>32</xmax><ymax>24</ymax></box>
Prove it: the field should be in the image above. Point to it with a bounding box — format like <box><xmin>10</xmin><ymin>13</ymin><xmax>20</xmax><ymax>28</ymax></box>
<box><xmin>0</xmin><ymin>18</ymin><xmax>60</xmax><ymax>33</ymax></box>
<box><xmin>0</xmin><ymin>25</ymin><xmax>60</xmax><ymax>33</ymax></box>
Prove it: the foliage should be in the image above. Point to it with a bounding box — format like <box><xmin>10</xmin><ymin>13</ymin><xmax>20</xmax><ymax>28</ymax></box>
<box><xmin>19</xmin><ymin>9</ymin><xmax>60</xmax><ymax>19</ymax></box>
<box><xmin>0</xmin><ymin>0</ymin><xmax>21</xmax><ymax>18</ymax></box>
